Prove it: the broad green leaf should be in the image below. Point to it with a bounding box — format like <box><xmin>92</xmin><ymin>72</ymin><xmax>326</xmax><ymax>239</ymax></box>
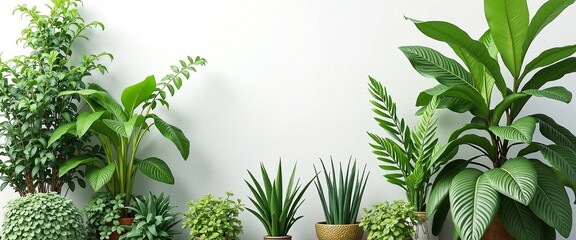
<box><xmin>409</xmin><ymin>19</ymin><xmax>507</xmax><ymax>96</ymax></box>
<box><xmin>484</xmin><ymin>0</ymin><xmax>529</xmax><ymax>78</ymax></box>
<box><xmin>484</xmin><ymin>157</ymin><xmax>537</xmax><ymax>205</ymax></box>
<box><xmin>85</xmin><ymin>164</ymin><xmax>115</xmax><ymax>192</ymax></box>
<box><xmin>121</xmin><ymin>75</ymin><xmax>156</xmax><ymax>116</ymax></box>
<box><xmin>450</xmin><ymin>169</ymin><xmax>499</xmax><ymax>240</ymax></box>
<box><xmin>58</xmin><ymin>156</ymin><xmax>98</xmax><ymax>177</ymax></box>
<box><xmin>123</xmin><ymin>115</ymin><xmax>145</xmax><ymax>137</ymax></box>
<box><xmin>150</xmin><ymin>114</ymin><xmax>190</xmax><ymax>159</ymax></box>
<box><xmin>103</xmin><ymin>119</ymin><xmax>129</xmax><ymax>138</ymax></box>
<box><xmin>539</xmin><ymin>144</ymin><xmax>576</xmax><ymax>184</ymax></box>
<box><xmin>489</xmin><ymin>116</ymin><xmax>536</xmax><ymax>143</ymax></box>
<box><xmin>137</xmin><ymin>157</ymin><xmax>175</xmax><ymax>184</ymax></box>
<box><xmin>427</xmin><ymin>159</ymin><xmax>469</xmax><ymax>217</ymax></box>
<box><xmin>432</xmin><ymin>198</ymin><xmax>450</xmax><ymax>236</ymax></box>
<box><xmin>529</xmin><ymin>161</ymin><xmax>572</xmax><ymax>238</ymax></box>
<box><xmin>431</xmin><ymin>134</ymin><xmax>495</xmax><ymax>166</ymax></box>
<box><xmin>90</xmin><ymin>120</ymin><xmax>121</xmax><ymax>146</ymax></box>
<box><xmin>76</xmin><ymin>111</ymin><xmax>105</xmax><ymax>137</ymax></box>
<box><xmin>499</xmin><ymin>196</ymin><xmax>541</xmax><ymax>240</ymax></box>
<box><xmin>416</xmin><ymin>84</ymin><xmax>489</xmax><ymax>118</ymax></box>
<box><xmin>523</xmin><ymin>0</ymin><xmax>576</xmax><ymax>53</ymax></box>
<box><xmin>48</xmin><ymin>122</ymin><xmax>76</xmax><ymax>146</ymax></box>
<box><xmin>523</xmin><ymin>86</ymin><xmax>572</xmax><ymax>103</ymax></box>
<box><xmin>523</xmin><ymin>44</ymin><xmax>576</xmax><ymax>76</ymax></box>
<box><xmin>490</xmin><ymin>93</ymin><xmax>528</xmax><ymax>125</ymax></box>
<box><xmin>448</xmin><ymin>123</ymin><xmax>489</xmax><ymax>142</ymax></box>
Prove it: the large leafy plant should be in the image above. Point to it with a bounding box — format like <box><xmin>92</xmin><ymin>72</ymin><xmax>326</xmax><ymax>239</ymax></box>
<box><xmin>122</xmin><ymin>192</ymin><xmax>180</xmax><ymax>240</ymax></box>
<box><xmin>182</xmin><ymin>192</ymin><xmax>245</xmax><ymax>240</ymax></box>
<box><xmin>245</xmin><ymin>161</ymin><xmax>316</xmax><ymax>237</ymax></box>
<box><xmin>314</xmin><ymin>157</ymin><xmax>369</xmax><ymax>224</ymax></box>
<box><xmin>48</xmin><ymin>56</ymin><xmax>206</xmax><ymax>210</ymax></box>
<box><xmin>0</xmin><ymin>0</ymin><xmax>110</xmax><ymax>195</ymax></box>
<box><xmin>367</xmin><ymin>77</ymin><xmax>440</xmax><ymax>211</ymax></box>
<box><xmin>399</xmin><ymin>0</ymin><xmax>576</xmax><ymax>239</ymax></box>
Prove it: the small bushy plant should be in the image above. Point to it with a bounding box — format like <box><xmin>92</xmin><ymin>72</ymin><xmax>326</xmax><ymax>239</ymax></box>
<box><xmin>182</xmin><ymin>192</ymin><xmax>244</xmax><ymax>240</ymax></box>
<box><xmin>84</xmin><ymin>192</ymin><xmax>126</xmax><ymax>240</ymax></box>
<box><xmin>122</xmin><ymin>192</ymin><xmax>180</xmax><ymax>240</ymax></box>
<box><xmin>1</xmin><ymin>192</ymin><xmax>85</xmax><ymax>240</ymax></box>
<box><xmin>360</xmin><ymin>200</ymin><xmax>419</xmax><ymax>240</ymax></box>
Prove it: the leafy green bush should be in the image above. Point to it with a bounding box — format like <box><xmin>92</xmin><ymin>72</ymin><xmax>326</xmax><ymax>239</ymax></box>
<box><xmin>1</xmin><ymin>192</ymin><xmax>85</xmax><ymax>240</ymax></box>
<box><xmin>182</xmin><ymin>192</ymin><xmax>244</xmax><ymax>240</ymax></box>
<box><xmin>84</xmin><ymin>192</ymin><xmax>126</xmax><ymax>240</ymax></box>
<box><xmin>122</xmin><ymin>192</ymin><xmax>180</xmax><ymax>240</ymax></box>
<box><xmin>360</xmin><ymin>200</ymin><xmax>418</xmax><ymax>240</ymax></box>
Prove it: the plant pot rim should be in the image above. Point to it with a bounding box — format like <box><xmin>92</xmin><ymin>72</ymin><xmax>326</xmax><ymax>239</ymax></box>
<box><xmin>264</xmin><ymin>235</ymin><xmax>292</xmax><ymax>237</ymax></box>
<box><xmin>315</xmin><ymin>221</ymin><xmax>361</xmax><ymax>225</ymax></box>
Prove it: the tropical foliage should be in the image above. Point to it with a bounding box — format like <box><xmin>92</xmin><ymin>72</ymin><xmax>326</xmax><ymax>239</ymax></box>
<box><xmin>122</xmin><ymin>192</ymin><xmax>180</xmax><ymax>240</ymax></box>
<box><xmin>84</xmin><ymin>192</ymin><xmax>126</xmax><ymax>240</ymax></box>
<box><xmin>359</xmin><ymin>200</ymin><xmax>419</xmax><ymax>240</ymax></box>
<box><xmin>182</xmin><ymin>192</ymin><xmax>245</xmax><ymax>240</ymax></box>
<box><xmin>400</xmin><ymin>0</ymin><xmax>576</xmax><ymax>239</ymax></box>
<box><xmin>245</xmin><ymin>161</ymin><xmax>316</xmax><ymax>236</ymax></box>
<box><xmin>314</xmin><ymin>157</ymin><xmax>369</xmax><ymax>224</ymax></box>
<box><xmin>367</xmin><ymin>77</ymin><xmax>440</xmax><ymax>211</ymax></box>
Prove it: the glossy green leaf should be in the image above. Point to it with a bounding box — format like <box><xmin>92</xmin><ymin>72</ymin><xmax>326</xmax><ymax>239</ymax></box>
<box><xmin>539</xmin><ymin>144</ymin><xmax>576</xmax><ymax>184</ymax></box>
<box><xmin>431</xmin><ymin>134</ymin><xmax>495</xmax><ymax>166</ymax></box>
<box><xmin>484</xmin><ymin>0</ymin><xmax>529</xmax><ymax>78</ymax></box>
<box><xmin>484</xmin><ymin>157</ymin><xmax>537</xmax><ymax>205</ymax></box>
<box><xmin>533</xmin><ymin>114</ymin><xmax>576</xmax><ymax>150</ymax></box>
<box><xmin>427</xmin><ymin>159</ymin><xmax>469</xmax><ymax>217</ymax></box>
<box><xmin>123</xmin><ymin>115</ymin><xmax>144</xmax><ymax>138</ymax></box>
<box><xmin>103</xmin><ymin>119</ymin><xmax>129</xmax><ymax>138</ymax></box>
<box><xmin>523</xmin><ymin>86</ymin><xmax>572</xmax><ymax>103</ymax></box>
<box><xmin>86</xmin><ymin>163</ymin><xmax>115</xmax><ymax>192</ymax></box>
<box><xmin>489</xmin><ymin>116</ymin><xmax>536</xmax><ymax>143</ymax></box>
<box><xmin>529</xmin><ymin>161</ymin><xmax>572</xmax><ymax>238</ymax></box>
<box><xmin>121</xmin><ymin>75</ymin><xmax>156</xmax><ymax>116</ymax></box>
<box><xmin>137</xmin><ymin>157</ymin><xmax>175</xmax><ymax>184</ymax></box>
<box><xmin>499</xmin><ymin>196</ymin><xmax>541</xmax><ymax>240</ymax></box>
<box><xmin>450</xmin><ymin>169</ymin><xmax>499</xmax><ymax>240</ymax></box>
<box><xmin>432</xmin><ymin>198</ymin><xmax>450</xmax><ymax>236</ymax></box>
<box><xmin>490</xmin><ymin>93</ymin><xmax>528</xmax><ymax>125</ymax></box>
<box><xmin>151</xmin><ymin>114</ymin><xmax>190</xmax><ymax>159</ymax></box>
<box><xmin>76</xmin><ymin>111</ymin><xmax>105</xmax><ymax>137</ymax></box>
<box><xmin>523</xmin><ymin>44</ymin><xmax>576</xmax><ymax>76</ymax></box>
<box><xmin>58</xmin><ymin>156</ymin><xmax>98</xmax><ymax>177</ymax></box>
<box><xmin>523</xmin><ymin>0</ymin><xmax>576</xmax><ymax>53</ymax></box>
<box><xmin>48</xmin><ymin>122</ymin><xmax>76</xmax><ymax>146</ymax></box>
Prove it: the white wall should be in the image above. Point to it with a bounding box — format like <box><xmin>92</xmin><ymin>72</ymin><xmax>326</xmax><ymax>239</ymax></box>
<box><xmin>1</xmin><ymin>0</ymin><xmax>575</xmax><ymax>239</ymax></box>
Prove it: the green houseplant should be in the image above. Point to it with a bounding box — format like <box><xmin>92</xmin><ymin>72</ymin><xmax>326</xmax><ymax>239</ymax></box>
<box><xmin>1</xmin><ymin>192</ymin><xmax>85</xmax><ymax>240</ymax></box>
<box><xmin>84</xmin><ymin>192</ymin><xmax>126</xmax><ymax>240</ymax></box>
<box><xmin>0</xmin><ymin>0</ymin><xmax>110</xmax><ymax>195</ymax></box>
<box><xmin>48</xmin><ymin>56</ymin><xmax>206</xmax><ymax>210</ymax></box>
<box><xmin>121</xmin><ymin>192</ymin><xmax>180</xmax><ymax>240</ymax></box>
<box><xmin>313</xmin><ymin>157</ymin><xmax>369</xmax><ymax>240</ymax></box>
<box><xmin>398</xmin><ymin>0</ymin><xmax>576</xmax><ymax>239</ymax></box>
<box><xmin>182</xmin><ymin>192</ymin><xmax>245</xmax><ymax>240</ymax></box>
<box><xmin>360</xmin><ymin>200</ymin><xmax>419</xmax><ymax>240</ymax></box>
<box><xmin>245</xmin><ymin>161</ymin><xmax>316</xmax><ymax>240</ymax></box>
<box><xmin>367</xmin><ymin>77</ymin><xmax>440</xmax><ymax>213</ymax></box>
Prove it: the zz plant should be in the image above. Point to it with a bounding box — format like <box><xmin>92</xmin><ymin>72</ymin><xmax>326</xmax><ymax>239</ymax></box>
<box><xmin>400</xmin><ymin>0</ymin><xmax>576</xmax><ymax>239</ymax></box>
<box><xmin>0</xmin><ymin>0</ymin><xmax>110</xmax><ymax>195</ymax></box>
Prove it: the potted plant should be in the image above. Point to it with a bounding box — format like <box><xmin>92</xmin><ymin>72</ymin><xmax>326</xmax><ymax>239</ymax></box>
<box><xmin>48</xmin><ymin>56</ymin><xmax>206</xmax><ymax>214</ymax></box>
<box><xmin>398</xmin><ymin>0</ymin><xmax>576</xmax><ymax>239</ymax></box>
<box><xmin>84</xmin><ymin>192</ymin><xmax>127</xmax><ymax>240</ymax></box>
<box><xmin>367</xmin><ymin>77</ymin><xmax>440</xmax><ymax>226</ymax></box>
<box><xmin>182</xmin><ymin>192</ymin><xmax>245</xmax><ymax>240</ymax></box>
<box><xmin>1</xmin><ymin>192</ymin><xmax>85</xmax><ymax>240</ymax></box>
<box><xmin>360</xmin><ymin>200</ymin><xmax>419</xmax><ymax>240</ymax></box>
<box><xmin>245</xmin><ymin>160</ymin><xmax>316</xmax><ymax>240</ymax></box>
<box><xmin>313</xmin><ymin>157</ymin><xmax>369</xmax><ymax>240</ymax></box>
<box><xmin>0</xmin><ymin>0</ymin><xmax>110</xmax><ymax>196</ymax></box>
<box><xmin>121</xmin><ymin>192</ymin><xmax>180</xmax><ymax>240</ymax></box>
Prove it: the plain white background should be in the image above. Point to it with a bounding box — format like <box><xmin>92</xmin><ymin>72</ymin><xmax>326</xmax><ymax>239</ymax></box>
<box><xmin>1</xmin><ymin>0</ymin><xmax>575</xmax><ymax>239</ymax></box>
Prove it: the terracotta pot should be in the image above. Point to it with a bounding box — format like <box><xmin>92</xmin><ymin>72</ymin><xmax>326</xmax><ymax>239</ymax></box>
<box><xmin>109</xmin><ymin>217</ymin><xmax>135</xmax><ymax>240</ymax></box>
<box><xmin>482</xmin><ymin>217</ymin><xmax>514</xmax><ymax>240</ymax></box>
<box><xmin>263</xmin><ymin>235</ymin><xmax>292</xmax><ymax>240</ymax></box>
<box><xmin>315</xmin><ymin>222</ymin><xmax>364</xmax><ymax>240</ymax></box>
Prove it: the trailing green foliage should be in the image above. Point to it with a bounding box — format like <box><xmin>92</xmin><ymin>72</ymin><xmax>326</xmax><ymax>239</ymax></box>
<box><xmin>359</xmin><ymin>200</ymin><xmax>419</xmax><ymax>240</ymax></box>
<box><xmin>314</xmin><ymin>157</ymin><xmax>369</xmax><ymax>224</ymax></box>
<box><xmin>399</xmin><ymin>0</ymin><xmax>576</xmax><ymax>239</ymax></box>
<box><xmin>0</xmin><ymin>0</ymin><xmax>110</xmax><ymax>195</ymax></box>
<box><xmin>84</xmin><ymin>192</ymin><xmax>126</xmax><ymax>240</ymax></box>
<box><xmin>182</xmin><ymin>192</ymin><xmax>245</xmax><ymax>240</ymax></box>
<box><xmin>245</xmin><ymin>160</ymin><xmax>316</xmax><ymax>236</ymax></box>
<box><xmin>367</xmin><ymin>77</ymin><xmax>440</xmax><ymax>211</ymax></box>
<box><xmin>48</xmin><ymin>56</ymin><xmax>206</xmax><ymax>211</ymax></box>
<box><xmin>1</xmin><ymin>192</ymin><xmax>85</xmax><ymax>240</ymax></box>
<box><xmin>122</xmin><ymin>192</ymin><xmax>180</xmax><ymax>240</ymax></box>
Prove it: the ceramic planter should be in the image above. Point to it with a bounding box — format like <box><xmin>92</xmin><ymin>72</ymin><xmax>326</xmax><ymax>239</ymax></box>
<box><xmin>263</xmin><ymin>235</ymin><xmax>292</xmax><ymax>240</ymax></box>
<box><xmin>109</xmin><ymin>217</ymin><xmax>134</xmax><ymax>240</ymax></box>
<box><xmin>315</xmin><ymin>222</ymin><xmax>364</xmax><ymax>240</ymax></box>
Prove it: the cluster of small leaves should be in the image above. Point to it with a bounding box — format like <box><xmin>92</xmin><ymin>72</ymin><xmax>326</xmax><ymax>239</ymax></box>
<box><xmin>84</xmin><ymin>192</ymin><xmax>126</xmax><ymax>240</ymax></box>
<box><xmin>143</xmin><ymin>56</ymin><xmax>207</xmax><ymax>111</ymax></box>
<box><xmin>0</xmin><ymin>0</ymin><xmax>111</xmax><ymax>195</ymax></box>
<box><xmin>359</xmin><ymin>200</ymin><xmax>419</xmax><ymax>240</ymax></box>
<box><xmin>122</xmin><ymin>192</ymin><xmax>181</xmax><ymax>240</ymax></box>
<box><xmin>0</xmin><ymin>192</ymin><xmax>85</xmax><ymax>240</ymax></box>
<box><xmin>182</xmin><ymin>192</ymin><xmax>244</xmax><ymax>240</ymax></box>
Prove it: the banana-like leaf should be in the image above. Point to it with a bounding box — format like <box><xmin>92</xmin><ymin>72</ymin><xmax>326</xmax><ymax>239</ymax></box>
<box><xmin>150</xmin><ymin>114</ymin><xmax>190</xmax><ymax>160</ymax></box>
<box><xmin>523</xmin><ymin>0</ymin><xmax>576</xmax><ymax>54</ymax></box>
<box><xmin>523</xmin><ymin>86</ymin><xmax>572</xmax><ymax>103</ymax></box>
<box><xmin>416</xmin><ymin>84</ymin><xmax>489</xmax><ymax>118</ymax></box>
<box><xmin>489</xmin><ymin>116</ymin><xmax>536</xmax><ymax>143</ymax></box>
<box><xmin>484</xmin><ymin>0</ymin><xmax>529</xmax><ymax>79</ymax></box>
<box><xmin>448</xmin><ymin>123</ymin><xmax>489</xmax><ymax>142</ymax></box>
<box><xmin>431</xmin><ymin>134</ymin><xmax>495</xmax><ymax>166</ymax></box>
<box><xmin>123</xmin><ymin>115</ymin><xmax>145</xmax><ymax>138</ymax></box>
<box><xmin>76</xmin><ymin>111</ymin><xmax>105</xmax><ymax>137</ymax></box>
<box><xmin>58</xmin><ymin>156</ymin><xmax>98</xmax><ymax>177</ymax></box>
<box><xmin>48</xmin><ymin>122</ymin><xmax>76</xmax><ymax>146</ymax></box>
<box><xmin>432</xmin><ymin>198</ymin><xmax>450</xmax><ymax>236</ymax></box>
<box><xmin>499</xmin><ymin>196</ymin><xmax>541</xmax><ymax>240</ymax></box>
<box><xmin>450</xmin><ymin>169</ymin><xmax>499</xmax><ymax>240</ymax></box>
<box><xmin>491</xmin><ymin>93</ymin><xmax>528</xmax><ymax>125</ymax></box>
<box><xmin>103</xmin><ymin>119</ymin><xmax>129</xmax><ymax>138</ymax></box>
<box><xmin>90</xmin><ymin>120</ymin><xmax>121</xmax><ymax>146</ymax></box>
<box><xmin>523</xmin><ymin>44</ymin><xmax>576</xmax><ymax>77</ymax></box>
<box><xmin>539</xmin><ymin>144</ymin><xmax>576</xmax><ymax>184</ymax></box>
<box><xmin>427</xmin><ymin>159</ymin><xmax>469</xmax><ymax>216</ymax></box>
<box><xmin>529</xmin><ymin>161</ymin><xmax>572</xmax><ymax>238</ymax></box>
<box><xmin>86</xmin><ymin>163</ymin><xmax>115</xmax><ymax>192</ymax></box>
<box><xmin>533</xmin><ymin>114</ymin><xmax>576</xmax><ymax>150</ymax></box>
<box><xmin>121</xmin><ymin>75</ymin><xmax>156</xmax><ymax>116</ymax></box>
<box><xmin>484</xmin><ymin>157</ymin><xmax>537</xmax><ymax>205</ymax></box>
<box><xmin>136</xmin><ymin>157</ymin><xmax>175</xmax><ymax>185</ymax></box>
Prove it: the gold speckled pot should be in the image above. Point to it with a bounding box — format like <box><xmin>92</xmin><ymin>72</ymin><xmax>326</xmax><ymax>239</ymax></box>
<box><xmin>315</xmin><ymin>222</ymin><xmax>364</xmax><ymax>240</ymax></box>
<box><xmin>264</xmin><ymin>235</ymin><xmax>292</xmax><ymax>240</ymax></box>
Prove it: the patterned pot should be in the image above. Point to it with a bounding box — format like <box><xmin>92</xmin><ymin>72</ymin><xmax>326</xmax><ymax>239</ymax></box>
<box><xmin>315</xmin><ymin>222</ymin><xmax>364</xmax><ymax>240</ymax></box>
